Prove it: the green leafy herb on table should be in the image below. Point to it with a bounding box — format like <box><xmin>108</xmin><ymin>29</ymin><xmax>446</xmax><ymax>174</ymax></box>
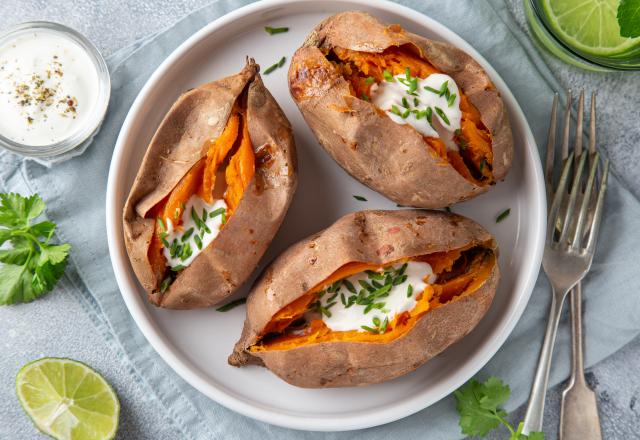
<box><xmin>0</xmin><ymin>193</ymin><xmax>70</xmax><ymax>305</ymax></box>
<box><xmin>455</xmin><ymin>376</ymin><xmax>544</xmax><ymax>439</ymax></box>
<box><xmin>618</xmin><ymin>0</ymin><xmax>640</xmax><ymax>38</ymax></box>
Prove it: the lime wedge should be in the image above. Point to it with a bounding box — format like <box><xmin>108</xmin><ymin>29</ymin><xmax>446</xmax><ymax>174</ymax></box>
<box><xmin>541</xmin><ymin>0</ymin><xmax>640</xmax><ymax>56</ymax></box>
<box><xmin>16</xmin><ymin>358</ymin><xmax>120</xmax><ymax>440</ymax></box>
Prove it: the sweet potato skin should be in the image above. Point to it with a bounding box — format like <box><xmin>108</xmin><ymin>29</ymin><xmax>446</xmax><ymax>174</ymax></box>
<box><xmin>123</xmin><ymin>60</ymin><xmax>297</xmax><ymax>309</ymax></box>
<box><xmin>229</xmin><ymin>210</ymin><xmax>499</xmax><ymax>387</ymax></box>
<box><xmin>288</xmin><ymin>11</ymin><xmax>513</xmax><ymax>208</ymax></box>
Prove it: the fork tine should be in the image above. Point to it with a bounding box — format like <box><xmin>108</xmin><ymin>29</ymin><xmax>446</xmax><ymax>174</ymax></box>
<box><xmin>545</xmin><ymin>94</ymin><xmax>559</xmax><ymax>203</ymax></box>
<box><xmin>561</xmin><ymin>90</ymin><xmax>573</xmax><ymax>161</ymax></box>
<box><xmin>585</xmin><ymin>159</ymin><xmax>609</xmax><ymax>253</ymax></box>
<box><xmin>571</xmin><ymin>152</ymin><xmax>600</xmax><ymax>249</ymax></box>
<box><xmin>574</xmin><ymin>91</ymin><xmax>584</xmax><ymax>164</ymax></box>
<box><xmin>559</xmin><ymin>152</ymin><xmax>588</xmax><ymax>244</ymax></box>
<box><xmin>588</xmin><ymin>93</ymin><xmax>596</xmax><ymax>155</ymax></box>
<box><xmin>548</xmin><ymin>152</ymin><xmax>575</xmax><ymax>243</ymax></box>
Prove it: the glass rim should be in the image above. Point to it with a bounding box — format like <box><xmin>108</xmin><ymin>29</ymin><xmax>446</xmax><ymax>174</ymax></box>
<box><xmin>0</xmin><ymin>21</ymin><xmax>111</xmax><ymax>157</ymax></box>
<box><xmin>526</xmin><ymin>0</ymin><xmax>640</xmax><ymax>72</ymax></box>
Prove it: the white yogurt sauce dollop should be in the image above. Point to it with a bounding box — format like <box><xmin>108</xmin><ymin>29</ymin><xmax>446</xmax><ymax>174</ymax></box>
<box><xmin>0</xmin><ymin>31</ymin><xmax>100</xmax><ymax>145</ymax></box>
<box><xmin>162</xmin><ymin>196</ymin><xmax>227</xmax><ymax>269</ymax></box>
<box><xmin>319</xmin><ymin>261</ymin><xmax>437</xmax><ymax>333</ymax></box>
<box><xmin>372</xmin><ymin>73</ymin><xmax>461</xmax><ymax>146</ymax></box>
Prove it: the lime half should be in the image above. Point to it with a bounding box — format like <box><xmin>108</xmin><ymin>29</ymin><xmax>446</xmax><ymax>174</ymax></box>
<box><xmin>541</xmin><ymin>0</ymin><xmax>640</xmax><ymax>57</ymax></box>
<box><xmin>16</xmin><ymin>358</ymin><xmax>120</xmax><ymax>440</ymax></box>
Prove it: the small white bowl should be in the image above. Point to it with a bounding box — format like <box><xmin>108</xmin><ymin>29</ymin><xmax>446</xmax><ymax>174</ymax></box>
<box><xmin>0</xmin><ymin>21</ymin><xmax>110</xmax><ymax>158</ymax></box>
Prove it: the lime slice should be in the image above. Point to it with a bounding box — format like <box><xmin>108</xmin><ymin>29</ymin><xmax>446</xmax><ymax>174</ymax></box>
<box><xmin>16</xmin><ymin>358</ymin><xmax>120</xmax><ymax>440</ymax></box>
<box><xmin>541</xmin><ymin>0</ymin><xmax>640</xmax><ymax>57</ymax></box>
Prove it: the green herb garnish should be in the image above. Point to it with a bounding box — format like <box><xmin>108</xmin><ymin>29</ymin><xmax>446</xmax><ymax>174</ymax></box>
<box><xmin>216</xmin><ymin>297</ymin><xmax>247</xmax><ymax>312</ymax></box>
<box><xmin>160</xmin><ymin>275</ymin><xmax>173</xmax><ymax>293</ymax></box>
<box><xmin>401</xmin><ymin>97</ymin><xmax>410</xmax><ymax>109</ymax></box>
<box><xmin>406</xmin><ymin>284</ymin><xmax>414</xmax><ymax>298</ymax></box>
<box><xmin>365</xmin><ymin>76</ymin><xmax>375</xmax><ymax>85</ymax></box>
<box><xmin>361</xmin><ymin>93</ymin><xmax>370</xmax><ymax>102</ymax></box>
<box><xmin>496</xmin><ymin>208</ymin><xmax>511</xmax><ymax>223</ymax></box>
<box><xmin>425</xmin><ymin>107</ymin><xmax>433</xmax><ymax>124</ymax></box>
<box><xmin>264</xmin><ymin>26</ymin><xmax>289</xmax><ymax>35</ymax></box>
<box><xmin>0</xmin><ymin>193</ymin><xmax>71</xmax><ymax>305</ymax></box>
<box><xmin>434</xmin><ymin>107</ymin><xmax>450</xmax><ymax>125</ymax></box>
<box><xmin>447</xmin><ymin>93</ymin><xmax>457</xmax><ymax>108</ymax></box>
<box><xmin>263</xmin><ymin>57</ymin><xmax>286</xmax><ymax>75</ymax></box>
<box><xmin>455</xmin><ymin>377</ymin><xmax>544</xmax><ymax>439</ymax></box>
<box><xmin>424</xmin><ymin>85</ymin><xmax>440</xmax><ymax>94</ymax></box>
<box><xmin>156</xmin><ymin>217</ymin><xmax>166</xmax><ymax>233</ymax></box>
<box><xmin>353</xmin><ymin>195</ymin><xmax>367</xmax><ymax>202</ymax></box>
<box><xmin>383</xmin><ymin>69</ymin><xmax>395</xmax><ymax>82</ymax></box>
<box><xmin>438</xmin><ymin>80</ymin><xmax>449</xmax><ymax>97</ymax></box>
<box><xmin>181</xmin><ymin>228</ymin><xmax>194</xmax><ymax>242</ymax></box>
<box><xmin>390</xmin><ymin>104</ymin><xmax>402</xmax><ymax>116</ymax></box>
<box><xmin>618</xmin><ymin>0</ymin><xmax>640</xmax><ymax>38</ymax></box>
<box><xmin>361</xmin><ymin>325</ymin><xmax>378</xmax><ymax>334</ymax></box>
<box><xmin>194</xmin><ymin>234</ymin><xmax>203</xmax><ymax>250</ymax></box>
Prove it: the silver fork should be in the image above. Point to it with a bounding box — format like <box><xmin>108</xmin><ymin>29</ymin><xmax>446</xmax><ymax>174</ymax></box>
<box><xmin>522</xmin><ymin>91</ymin><xmax>610</xmax><ymax>435</ymax></box>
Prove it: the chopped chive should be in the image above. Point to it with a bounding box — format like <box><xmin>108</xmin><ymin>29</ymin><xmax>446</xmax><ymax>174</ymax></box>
<box><xmin>413</xmin><ymin>97</ymin><xmax>420</xmax><ymax>107</ymax></box>
<box><xmin>172</xmin><ymin>264</ymin><xmax>186</xmax><ymax>272</ymax></box>
<box><xmin>343</xmin><ymin>279</ymin><xmax>357</xmax><ymax>293</ymax></box>
<box><xmin>447</xmin><ymin>93</ymin><xmax>457</xmax><ymax>107</ymax></box>
<box><xmin>390</xmin><ymin>104</ymin><xmax>402</xmax><ymax>116</ymax></box>
<box><xmin>405</xmin><ymin>67</ymin><xmax>411</xmax><ymax>80</ymax></box>
<box><xmin>160</xmin><ymin>276</ymin><xmax>172</xmax><ymax>293</ymax></box>
<box><xmin>216</xmin><ymin>297</ymin><xmax>247</xmax><ymax>312</ymax></box>
<box><xmin>156</xmin><ymin>217</ymin><xmax>166</xmax><ymax>233</ymax></box>
<box><xmin>194</xmin><ymin>234</ymin><xmax>203</xmax><ymax>250</ymax></box>
<box><xmin>496</xmin><ymin>208</ymin><xmax>511</xmax><ymax>223</ymax></box>
<box><xmin>407</xmin><ymin>284</ymin><xmax>414</xmax><ymax>297</ymax></box>
<box><xmin>361</xmin><ymin>325</ymin><xmax>378</xmax><ymax>333</ymax></box>
<box><xmin>180</xmin><ymin>243</ymin><xmax>193</xmax><ymax>261</ymax></box>
<box><xmin>328</xmin><ymin>292</ymin><xmax>339</xmax><ymax>302</ymax></box>
<box><xmin>366</xmin><ymin>270</ymin><xmax>384</xmax><ymax>280</ymax></box>
<box><xmin>221</xmin><ymin>212</ymin><xmax>227</xmax><ymax>225</ymax></box>
<box><xmin>210</xmin><ymin>207</ymin><xmax>225</xmax><ymax>218</ymax></box>
<box><xmin>363</xmin><ymin>304</ymin><xmax>373</xmax><ymax>314</ymax></box>
<box><xmin>425</xmin><ymin>107</ymin><xmax>433</xmax><ymax>124</ymax></box>
<box><xmin>191</xmin><ymin>207</ymin><xmax>202</xmax><ymax>229</ymax></box>
<box><xmin>398</xmin><ymin>263</ymin><xmax>408</xmax><ymax>276</ymax></box>
<box><xmin>408</xmin><ymin>77</ymin><xmax>418</xmax><ymax>95</ymax></box>
<box><xmin>401</xmin><ymin>109</ymin><xmax>410</xmax><ymax>119</ymax></box>
<box><xmin>383</xmin><ymin>70</ymin><xmax>394</xmax><ymax>82</ymax></box>
<box><xmin>424</xmin><ymin>85</ymin><xmax>440</xmax><ymax>94</ymax></box>
<box><xmin>263</xmin><ymin>57</ymin><xmax>286</xmax><ymax>75</ymax></box>
<box><xmin>264</xmin><ymin>26</ymin><xmax>289</xmax><ymax>35</ymax></box>
<box><xmin>181</xmin><ymin>228</ymin><xmax>195</xmax><ymax>242</ymax></box>
<box><xmin>359</xmin><ymin>279</ymin><xmax>375</xmax><ymax>292</ymax></box>
<box><xmin>340</xmin><ymin>293</ymin><xmax>346</xmax><ymax>306</ymax></box>
<box><xmin>353</xmin><ymin>195</ymin><xmax>367</xmax><ymax>202</ymax></box>
<box><xmin>380</xmin><ymin>317</ymin><xmax>389</xmax><ymax>333</ymax></box>
<box><xmin>454</xmin><ymin>128</ymin><xmax>462</xmax><ymax>136</ymax></box>
<box><xmin>438</xmin><ymin>80</ymin><xmax>449</xmax><ymax>96</ymax></box>
<box><xmin>361</xmin><ymin>93</ymin><xmax>370</xmax><ymax>102</ymax></box>
<box><xmin>174</xmin><ymin>208</ymin><xmax>180</xmax><ymax>220</ymax></box>
<box><xmin>434</xmin><ymin>107</ymin><xmax>450</xmax><ymax>125</ymax></box>
<box><xmin>320</xmin><ymin>306</ymin><xmax>332</xmax><ymax>318</ymax></box>
<box><xmin>365</xmin><ymin>76</ymin><xmax>375</xmax><ymax>85</ymax></box>
<box><xmin>401</xmin><ymin>97</ymin><xmax>410</xmax><ymax>109</ymax></box>
<box><xmin>372</xmin><ymin>316</ymin><xmax>381</xmax><ymax>327</ymax></box>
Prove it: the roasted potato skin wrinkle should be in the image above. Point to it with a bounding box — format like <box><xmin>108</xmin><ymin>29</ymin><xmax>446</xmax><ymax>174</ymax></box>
<box><xmin>252</xmin><ymin>245</ymin><xmax>494</xmax><ymax>351</ymax></box>
<box><xmin>329</xmin><ymin>45</ymin><xmax>493</xmax><ymax>183</ymax></box>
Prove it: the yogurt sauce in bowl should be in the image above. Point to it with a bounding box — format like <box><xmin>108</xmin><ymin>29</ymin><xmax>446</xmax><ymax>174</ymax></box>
<box><xmin>0</xmin><ymin>22</ymin><xmax>109</xmax><ymax>157</ymax></box>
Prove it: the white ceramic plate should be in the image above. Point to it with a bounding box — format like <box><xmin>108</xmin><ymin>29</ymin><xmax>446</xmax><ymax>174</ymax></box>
<box><xmin>106</xmin><ymin>0</ymin><xmax>545</xmax><ymax>431</ymax></box>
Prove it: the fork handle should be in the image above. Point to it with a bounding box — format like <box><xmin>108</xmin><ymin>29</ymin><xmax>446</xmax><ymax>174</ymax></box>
<box><xmin>522</xmin><ymin>286</ymin><xmax>568</xmax><ymax>434</ymax></box>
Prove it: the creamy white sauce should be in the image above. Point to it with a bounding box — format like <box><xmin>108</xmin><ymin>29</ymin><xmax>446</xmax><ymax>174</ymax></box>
<box><xmin>0</xmin><ymin>31</ymin><xmax>100</xmax><ymax>145</ymax></box>
<box><xmin>162</xmin><ymin>196</ymin><xmax>227</xmax><ymax>269</ymax></box>
<box><xmin>371</xmin><ymin>72</ymin><xmax>461</xmax><ymax>146</ymax></box>
<box><xmin>319</xmin><ymin>261</ymin><xmax>436</xmax><ymax>333</ymax></box>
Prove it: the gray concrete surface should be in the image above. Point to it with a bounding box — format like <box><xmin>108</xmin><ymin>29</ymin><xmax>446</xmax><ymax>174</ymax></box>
<box><xmin>0</xmin><ymin>1</ymin><xmax>638</xmax><ymax>439</ymax></box>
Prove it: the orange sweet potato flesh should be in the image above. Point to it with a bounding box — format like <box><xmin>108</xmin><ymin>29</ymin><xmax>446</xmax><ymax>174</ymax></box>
<box><xmin>146</xmin><ymin>106</ymin><xmax>254</xmax><ymax>285</ymax></box>
<box><xmin>330</xmin><ymin>46</ymin><xmax>493</xmax><ymax>185</ymax></box>
<box><xmin>251</xmin><ymin>246</ymin><xmax>494</xmax><ymax>352</ymax></box>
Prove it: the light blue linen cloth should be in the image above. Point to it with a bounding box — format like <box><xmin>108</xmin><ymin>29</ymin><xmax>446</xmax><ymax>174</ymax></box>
<box><xmin>1</xmin><ymin>0</ymin><xmax>639</xmax><ymax>438</ymax></box>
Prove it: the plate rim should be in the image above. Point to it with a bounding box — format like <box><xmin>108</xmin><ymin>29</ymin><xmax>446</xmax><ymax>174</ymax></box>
<box><xmin>105</xmin><ymin>0</ymin><xmax>546</xmax><ymax>431</ymax></box>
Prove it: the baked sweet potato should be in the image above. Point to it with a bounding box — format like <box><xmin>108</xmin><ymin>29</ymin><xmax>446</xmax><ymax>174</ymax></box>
<box><xmin>123</xmin><ymin>60</ymin><xmax>297</xmax><ymax>309</ymax></box>
<box><xmin>288</xmin><ymin>11</ymin><xmax>513</xmax><ymax>208</ymax></box>
<box><xmin>229</xmin><ymin>210</ymin><xmax>499</xmax><ymax>387</ymax></box>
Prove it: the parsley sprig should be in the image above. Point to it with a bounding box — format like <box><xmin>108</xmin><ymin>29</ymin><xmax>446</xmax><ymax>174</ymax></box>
<box><xmin>0</xmin><ymin>193</ymin><xmax>70</xmax><ymax>305</ymax></box>
<box><xmin>455</xmin><ymin>377</ymin><xmax>544</xmax><ymax>439</ymax></box>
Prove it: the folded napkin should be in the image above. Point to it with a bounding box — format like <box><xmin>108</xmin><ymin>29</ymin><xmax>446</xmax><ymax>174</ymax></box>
<box><xmin>2</xmin><ymin>1</ymin><xmax>639</xmax><ymax>439</ymax></box>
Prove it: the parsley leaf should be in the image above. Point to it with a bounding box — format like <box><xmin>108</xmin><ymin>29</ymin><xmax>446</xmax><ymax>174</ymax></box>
<box><xmin>618</xmin><ymin>0</ymin><xmax>640</xmax><ymax>38</ymax></box>
<box><xmin>455</xmin><ymin>377</ymin><xmax>544</xmax><ymax>439</ymax></box>
<box><xmin>0</xmin><ymin>193</ymin><xmax>70</xmax><ymax>305</ymax></box>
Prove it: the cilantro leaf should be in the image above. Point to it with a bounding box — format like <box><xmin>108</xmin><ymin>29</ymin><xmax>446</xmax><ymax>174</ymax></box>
<box><xmin>0</xmin><ymin>193</ymin><xmax>70</xmax><ymax>305</ymax></box>
<box><xmin>0</xmin><ymin>193</ymin><xmax>45</xmax><ymax>228</ymax></box>
<box><xmin>455</xmin><ymin>377</ymin><xmax>545</xmax><ymax>439</ymax></box>
<box><xmin>618</xmin><ymin>0</ymin><xmax>640</xmax><ymax>38</ymax></box>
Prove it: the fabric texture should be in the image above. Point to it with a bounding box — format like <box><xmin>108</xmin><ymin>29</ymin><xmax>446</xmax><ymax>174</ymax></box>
<box><xmin>1</xmin><ymin>0</ymin><xmax>639</xmax><ymax>438</ymax></box>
